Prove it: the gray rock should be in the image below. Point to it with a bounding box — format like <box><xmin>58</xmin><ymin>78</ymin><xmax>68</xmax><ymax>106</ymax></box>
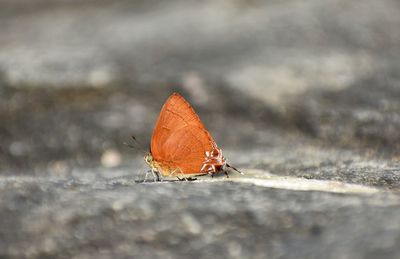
<box><xmin>0</xmin><ymin>173</ymin><xmax>399</xmax><ymax>259</ymax></box>
<box><xmin>0</xmin><ymin>0</ymin><xmax>399</xmax><ymax>88</ymax></box>
<box><xmin>0</xmin><ymin>1</ymin><xmax>400</xmax><ymax>258</ymax></box>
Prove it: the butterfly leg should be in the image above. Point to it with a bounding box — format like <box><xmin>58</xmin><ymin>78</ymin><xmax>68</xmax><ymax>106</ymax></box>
<box><xmin>222</xmin><ymin>164</ymin><xmax>243</xmax><ymax>177</ymax></box>
<box><xmin>151</xmin><ymin>169</ymin><xmax>162</xmax><ymax>182</ymax></box>
<box><xmin>206</xmin><ymin>165</ymin><xmax>217</xmax><ymax>178</ymax></box>
<box><xmin>224</xmin><ymin>170</ymin><xmax>229</xmax><ymax>178</ymax></box>
<box><xmin>144</xmin><ymin>170</ymin><xmax>151</xmax><ymax>182</ymax></box>
<box><xmin>168</xmin><ymin>167</ymin><xmax>181</xmax><ymax>178</ymax></box>
<box><xmin>177</xmin><ymin>176</ymin><xmax>197</xmax><ymax>181</ymax></box>
<box><xmin>169</xmin><ymin>168</ymin><xmax>195</xmax><ymax>181</ymax></box>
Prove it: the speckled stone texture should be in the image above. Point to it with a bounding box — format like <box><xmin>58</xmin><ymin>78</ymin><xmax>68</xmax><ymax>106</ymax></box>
<box><xmin>0</xmin><ymin>0</ymin><xmax>400</xmax><ymax>258</ymax></box>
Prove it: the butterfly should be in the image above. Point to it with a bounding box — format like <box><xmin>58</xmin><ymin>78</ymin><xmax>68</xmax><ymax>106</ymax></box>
<box><xmin>144</xmin><ymin>92</ymin><xmax>241</xmax><ymax>181</ymax></box>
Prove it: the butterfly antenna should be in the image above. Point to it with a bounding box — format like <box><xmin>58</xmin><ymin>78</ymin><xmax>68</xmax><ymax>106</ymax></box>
<box><xmin>123</xmin><ymin>142</ymin><xmax>136</xmax><ymax>149</ymax></box>
<box><xmin>225</xmin><ymin>163</ymin><xmax>244</xmax><ymax>175</ymax></box>
<box><xmin>124</xmin><ymin>135</ymin><xmax>147</xmax><ymax>152</ymax></box>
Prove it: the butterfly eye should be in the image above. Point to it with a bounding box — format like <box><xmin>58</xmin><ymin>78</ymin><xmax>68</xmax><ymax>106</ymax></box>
<box><xmin>145</xmin><ymin>154</ymin><xmax>153</xmax><ymax>164</ymax></box>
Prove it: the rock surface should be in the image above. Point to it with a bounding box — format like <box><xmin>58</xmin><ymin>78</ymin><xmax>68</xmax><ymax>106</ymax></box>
<box><xmin>1</xmin><ymin>171</ymin><xmax>400</xmax><ymax>259</ymax></box>
<box><xmin>0</xmin><ymin>0</ymin><xmax>400</xmax><ymax>258</ymax></box>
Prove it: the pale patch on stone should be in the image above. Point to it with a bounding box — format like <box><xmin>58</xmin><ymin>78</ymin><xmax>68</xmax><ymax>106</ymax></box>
<box><xmin>181</xmin><ymin>71</ymin><xmax>209</xmax><ymax>105</ymax></box>
<box><xmin>236</xmin><ymin>177</ymin><xmax>380</xmax><ymax>194</ymax></box>
<box><xmin>245</xmin><ymin>169</ymin><xmax>381</xmax><ymax>194</ymax></box>
<box><xmin>227</xmin><ymin>52</ymin><xmax>375</xmax><ymax>108</ymax></box>
<box><xmin>101</xmin><ymin>149</ymin><xmax>122</xmax><ymax>168</ymax></box>
<box><xmin>181</xmin><ymin>213</ymin><xmax>202</xmax><ymax>235</ymax></box>
<box><xmin>48</xmin><ymin>161</ymin><xmax>69</xmax><ymax>176</ymax></box>
<box><xmin>200</xmin><ymin>169</ymin><xmax>383</xmax><ymax>195</ymax></box>
<box><xmin>88</xmin><ymin>67</ymin><xmax>112</xmax><ymax>87</ymax></box>
<box><xmin>9</xmin><ymin>141</ymin><xmax>30</xmax><ymax>156</ymax></box>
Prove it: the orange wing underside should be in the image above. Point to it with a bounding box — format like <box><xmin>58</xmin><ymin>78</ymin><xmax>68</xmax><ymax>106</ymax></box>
<box><xmin>150</xmin><ymin>93</ymin><xmax>224</xmax><ymax>176</ymax></box>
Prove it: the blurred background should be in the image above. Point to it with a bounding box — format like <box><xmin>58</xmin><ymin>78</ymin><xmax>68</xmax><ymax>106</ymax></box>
<box><xmin>1</xmin><ymin>1</ymin><xmax>400</xmax><ymax>258</ymax></box>
<box><xmin>1</xmin><ymin>0</ymin><xmax>399</xmax><ymax>177</ymax></box>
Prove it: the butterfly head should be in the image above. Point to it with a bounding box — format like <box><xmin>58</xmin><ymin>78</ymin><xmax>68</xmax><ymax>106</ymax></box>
<box><xmin>144</xmin><ymin>153</ymin><xmax>154</xmax><ymax>166</ymax></box>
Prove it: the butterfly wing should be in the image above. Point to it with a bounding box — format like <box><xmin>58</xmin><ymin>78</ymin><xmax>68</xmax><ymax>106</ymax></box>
<box><xmin>150</xmin><ymin>93</ymin><xmax>223</xmax><ymax>175</ymax></box>
<box><xmin>150</xmin><ymin>93</ymin><xmax>204</xmax><ymax>156</ymax></box>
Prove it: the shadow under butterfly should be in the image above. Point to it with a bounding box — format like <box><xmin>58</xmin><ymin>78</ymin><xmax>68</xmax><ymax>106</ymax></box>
<box><xmin>128</xmin><ymin>92</ymin><xmax>242</xmax><ymax>182</ymax></box>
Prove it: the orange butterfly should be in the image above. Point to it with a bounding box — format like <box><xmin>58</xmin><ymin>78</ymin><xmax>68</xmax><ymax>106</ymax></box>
<box><xmin>145</xmin><ymin>92</ymin><xmax>241</xmax><ymax>181</ymax></box>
